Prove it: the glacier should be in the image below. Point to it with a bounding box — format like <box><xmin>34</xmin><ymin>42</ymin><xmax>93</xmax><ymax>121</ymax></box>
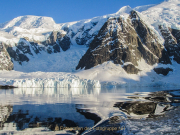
<box><xmin>0</xmin><ymin>72</ymin><xmax>101</xmax><ymax>88</ymax></box>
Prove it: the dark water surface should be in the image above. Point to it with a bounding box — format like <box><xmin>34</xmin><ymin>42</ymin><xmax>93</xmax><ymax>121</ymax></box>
<box><xmin>0</xmin><ymin>87</ymin><xmax>180</xmax><ymax>134</ymax></box>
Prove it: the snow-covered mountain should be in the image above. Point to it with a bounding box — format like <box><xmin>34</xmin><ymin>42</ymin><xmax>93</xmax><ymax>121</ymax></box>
<box><xmin>0</xmin><ymin>0</ymin><xmax>180</xmax><ymax>87</ymax></box>
<box><xmin>76</xmin><ymin>11</ymin><xmax>170</xmax><ymax>71</ymax></box>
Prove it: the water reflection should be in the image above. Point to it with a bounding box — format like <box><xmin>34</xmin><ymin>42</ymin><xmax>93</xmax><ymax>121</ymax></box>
<box><xmin>114</xmin><ymin>90</ymin><xmax>180</xmax><ymax>119</ymax></box>
<box><xmin>0</xmin><ymin>87</ymin><xmax>179</xmax><ymax>134</ymax></box>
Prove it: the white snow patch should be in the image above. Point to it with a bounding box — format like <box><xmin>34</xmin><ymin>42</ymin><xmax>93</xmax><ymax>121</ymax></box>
<box><xmin>75</xmin><ymin>59</ymin><xmax>180</xmax><ymax>88</ymax></box>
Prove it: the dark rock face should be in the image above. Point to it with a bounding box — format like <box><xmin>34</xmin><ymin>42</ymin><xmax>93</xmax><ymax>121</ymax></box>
<box><xmin>0</xmin><ymin>42</ymin><xmax>14</xmax><ymax>70</ymax></box>
<box><xmin>76</xmin><ymin>16</ymin><xmax>141</xmax><ymax>70</ymax></box>
<box><xmin>171</xmin><ymin>28</ymin><xmax>180</xmax><ymax>43</ymax></box>
<box><xmin>43</xmin><ymin>31</ymin><xmax>58</xmax><ymax>45</ymax></box>
<box><xmin>42</xmin><ymin>31</ymin><xmax>71</xmax><ymax>52</ymax></box>
<box><xmin>42</xmin><ymin>31</ymin><xmax>61</xmax><ymax>53</ymax></box>
<box><xmin>53</xmin><ymin>44</ymin><xmax>60</xmax><ymax>53</ymax></box>
<box><xmin>114</xmin><ymin>101</ymin><xmax>157</xmax><ymax>115</ymax></box>
<box><xmin>71</xmin><ymin>22</ymin><xmax>99</xmax><ymax>46</ymax></box>
<box><xmin>29</xmin><ymin>42</ymin><xmax>41</xmax><ymax>54</ymax></box>
<box><xmin>58</xmin><ymin>35</ymin><xmax>71</xmax><ymax>51</ymax></box>
<box><xmin>6</xmin><ymin>46</ymin><xmax>29</xmax><ymax>65</ymax></box>
<box><xmin>130</xmin><ymin>11</ymin><xmax>171</xmax><ymax>65</ymax></box>
<box><xmin>159</xmin><ymin>25</ymin><xmax>180</xmax><ymax>64</ymax></box>
<box><xmin>153</xmin><ymin>67</ymin><xmax>173</xmax><ymax>76</ymax></box>
<box><xmin>75</xmin><ymin>28</ymin><xmax>93</xmax><ymax>45</ymax></box>
<box><xmin>17</xmin><ymin>41</ymin><xmax>33</xmax><ymax>55</ymax></box>
<box><xmin>63</xmin><ymin>22</ymin><xmax>99</xmax><ymax>46</ymax></box>
<box><xmin>76</xmin><ymin>11</ymin><xmax>171</xmax><ymax>73</ymax></box>
<box><xmin>62</xmin><ymin>22</ymin><xmax>99</xmax><ymax>47</ymax></box>
<box><xmin>123</xmin><ymin>64</ymin><xmax>140</xmax><ymax>74</ymax></box>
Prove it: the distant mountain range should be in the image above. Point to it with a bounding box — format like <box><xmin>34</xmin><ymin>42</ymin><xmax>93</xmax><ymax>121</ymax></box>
<box><xmin>0</xmin><ymin>0</ymin><xmax>180</xmax><ymax>76</ymax></box>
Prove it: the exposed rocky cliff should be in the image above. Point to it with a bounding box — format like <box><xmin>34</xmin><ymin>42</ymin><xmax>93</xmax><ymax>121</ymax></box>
<box><xmin>76</xmin><ymin>11</ymin><xmax>171</xmax><ymax>74</ymax></box>
<box><xmin>0</xmin><ymin>42</ymin><xmax>14</xmax><ymax>70</ymax></box>
<box><xmin>159</xmin><ymin>25</ymin><xmax>180</xmax><ymax>64</ymax></box>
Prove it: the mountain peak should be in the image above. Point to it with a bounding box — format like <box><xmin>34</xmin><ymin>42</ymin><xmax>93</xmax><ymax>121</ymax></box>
<box><xmin>116</xmin><ymin>6</ymin><xmax>132</xmax><ymax>15</ymax></box>
<box><xmin>1</xmin><ymin>15</ymin><xmax>57</xmax><ymax>30</ymax></box>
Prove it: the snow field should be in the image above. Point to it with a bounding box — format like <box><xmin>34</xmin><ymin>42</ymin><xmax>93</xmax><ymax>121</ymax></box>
<box><xmin>75</xmin><ymin>59</ymin><xmax>180</xmax><ymax>88</ymax></box>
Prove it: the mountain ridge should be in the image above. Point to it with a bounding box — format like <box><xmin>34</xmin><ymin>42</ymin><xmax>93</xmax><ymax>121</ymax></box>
<box><xmin>76</xmin><ymin>10</ymin><xmax>172</xmax><ymax>72</ymax></box>
<box><xmin>0</xmin><ymin>0</ymin><xmax>180</xmax><ymax>76</ymax></box>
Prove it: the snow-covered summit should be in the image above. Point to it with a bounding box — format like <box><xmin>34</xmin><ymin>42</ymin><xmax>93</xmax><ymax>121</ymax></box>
<box><xmin>116</xmin><ymin>6</ymin><xmax>132</xmax><ymax>15</ymax></box>
<box><xmin>0</xmin><ymin>15</ymin><xmax>59</xmax><ymax>30</ymax></box>
<box><xmin>140</xmin><ymin>0</ymin><xmax>180</xmax><ymax>30</ymax></box>
<box><xmin>0</xmin><ymin>15</ymin><xmax>63</xmax><ymax>43</ymax></box>
<box><xmin>134</xmin><ymin>4</ymin><xmax>155</xmax><ymax>12</ymax></box>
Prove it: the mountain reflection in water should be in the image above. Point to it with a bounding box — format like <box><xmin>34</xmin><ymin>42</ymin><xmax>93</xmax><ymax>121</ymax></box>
<box><xmin>0</xmin><ymin>87</ymin><xmax>180</xmax><ymax>134</ymax></box>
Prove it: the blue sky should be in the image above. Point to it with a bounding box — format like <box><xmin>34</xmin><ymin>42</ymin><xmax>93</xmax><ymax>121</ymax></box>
<box><xmin>0</xmin><ymin>0</ymin><xmax>164</xmax><ymax>24</ymax></box>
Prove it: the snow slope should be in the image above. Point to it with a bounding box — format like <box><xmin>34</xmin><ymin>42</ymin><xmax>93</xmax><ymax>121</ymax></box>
<box><xmin>13</xmin><ymin>44</ymin><xmax>88</xmax><ymax>72</ymax></box>
<box><xmin>75</xmin><ymin>59</ymin><xmax>180</xmax><ymax>88</ymax></box>
<box><xmin>140</xmin><ymin>0</ymin><xmax>180</xmax><ymax>30</ymax></box>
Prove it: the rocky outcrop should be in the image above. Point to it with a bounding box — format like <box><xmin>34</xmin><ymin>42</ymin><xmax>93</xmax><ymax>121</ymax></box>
<box><xmin>58</xmin><ymin>35</ymin><xmax>71</xmax><ymax>51</ymax></box>
<box><xmin>76</xmin><ymin>11</ymin><xmax>171</xmax><ymax>74</ymax></box>
<box><xmin>75</xmin><ymin>27</ymin><xmax>93</xmax><ymax>45</ymax></box>
<box><xmin>42</xmin><ymin>31</ymin><xmax>71</xmax><ymax>52</ymax></box>
<box><xmin>29</xmin><ymin>42</ymin><xmax>41</xmax><ymax>54</ymax></box>
<box><xmin>114</xmin><ymin>101</ymin><xmax>157</xmax><ymax>115</ymax></box>
<box><xmin>6</xmin><ymin>40</ymin><xmax>30</xmax><ymax>65</ymax></box>
<box><xmin>153</xmin><ymin>67</ymin><xmax>173</xmax><ymax>76</ymax></box>
<box><xmin>0</xmin><ymin>42</ymin><xmax>14</xmax><ymax>70</ymax></box>
<box><xmin>159</xmin><ymin>25</ymin><xmax>180</xmax><ymax>64</ymax></box>
<box><xmin>42</xmin><ymin>31</ymin><xmax>61</xmax><ymax>53</ymax></box>
<box><xmin>123</xmin><ymin>64</ymin><xmax>140</xmax><ymax>74</ymax></box>
<box><xmin>64</xmin><ymin>21</ymin><xmax>99</xmax><ymax>46</ymax></box>
<box><xmin>130</xmin><ymin>11</ymin><xmax>171</xmax><ymax>65</ymax></box>
<box><xmin>43</xmin><ymin>31</ymin><xmax>58</xmax><ymax>46</ymax></box>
